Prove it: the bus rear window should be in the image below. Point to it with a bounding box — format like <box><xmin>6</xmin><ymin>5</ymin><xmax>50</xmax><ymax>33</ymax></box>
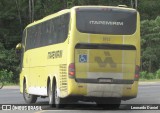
<box><xmin>76</xmin><ymin>8</ymin><xmax>137</xmax><ymax>35</ymax></box>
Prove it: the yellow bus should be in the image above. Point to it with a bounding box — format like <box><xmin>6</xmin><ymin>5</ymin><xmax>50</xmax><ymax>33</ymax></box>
<box><xmin>16</xmin><ymin>6</ymin><xmax>140</xmax><ymax>109</ymax></box>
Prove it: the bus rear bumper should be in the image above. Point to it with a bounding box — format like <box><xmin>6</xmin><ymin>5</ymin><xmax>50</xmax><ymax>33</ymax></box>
<box><xmin>67</xmin><ymin>79</ymin><xmax>138</xmax><ymax>100</ymax></box>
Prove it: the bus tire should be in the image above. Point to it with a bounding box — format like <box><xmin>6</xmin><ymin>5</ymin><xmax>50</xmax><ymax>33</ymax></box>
<box><xmin>54</xmin><ymin>84</ymin><xmax>65</xmax><ymax>108</ymax></box>
<box><xmin>23</xmin><ymin>82</ymin><xmax>37</xmax><ymax>104</ymax></box>
<box><xmin>48</xmin><ymin>81</ymin><xmax>55</xmax><ymax>107</ymax></box>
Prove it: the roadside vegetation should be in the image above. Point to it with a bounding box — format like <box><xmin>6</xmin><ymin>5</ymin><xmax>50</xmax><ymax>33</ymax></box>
<box><xmin>140</xmin><ymin>70</ymin><xmax>160</xmax><ymax>80</ymax></box>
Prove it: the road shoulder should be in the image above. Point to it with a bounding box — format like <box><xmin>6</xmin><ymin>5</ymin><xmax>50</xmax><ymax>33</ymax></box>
<box><xmin>2</xmin><ymin>81</ymin><xmax>160</xmax><ymax>89</ymax></box>
<box><xmin>139</xmin><ymin>81</ymin><xmax>160</xmax><ymax>85</ymax></box>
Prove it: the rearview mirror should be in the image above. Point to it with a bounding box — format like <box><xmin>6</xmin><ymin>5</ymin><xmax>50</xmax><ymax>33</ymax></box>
<box><xmin>16</xmin><ymin>43</ymin><xmax>22</xmax><ymax>50</ymax></box>
<box><xmin>15</xmin><ymin>43</ymin><xmax>22</xmax><ymax>56</ymax></box>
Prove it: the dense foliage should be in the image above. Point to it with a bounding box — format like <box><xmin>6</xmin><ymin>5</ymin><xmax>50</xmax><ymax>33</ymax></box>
<box><xmin>0</xmin><ymin>0</ymin><xmax>160</xmax><ymax>83</ymax></box>
<box><xmin>141</xmin><ymin>17</ymin><xmax>160</xmax><ymax>72</ymax></box>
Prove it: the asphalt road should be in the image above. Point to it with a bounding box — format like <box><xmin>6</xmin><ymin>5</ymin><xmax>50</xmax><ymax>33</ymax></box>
<box><xmin>0</xmin><ymin>82</ymin><xmax>160</xmax><ymax>113</ymax></box>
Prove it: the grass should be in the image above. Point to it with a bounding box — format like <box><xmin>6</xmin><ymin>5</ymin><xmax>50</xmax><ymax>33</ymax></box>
<box><xmin>139</xmin><ymin>79</ymin><xmax>160</xmax><ymax>82</ymax></box>
<box><xmin>3</xmin><ymin>82</ymin><xmax>19</xmax><ymax>86</ymax></box>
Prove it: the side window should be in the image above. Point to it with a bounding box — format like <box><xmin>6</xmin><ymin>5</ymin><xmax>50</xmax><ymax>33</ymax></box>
<box><xmin>36</xmin><ymin>24</ymin><xmax>41</xmax><ymax>47</ymax></box>
<box><xmin>26</xmin><ymin>29</ymin><xmax>30</xmax><ymax>50</ymax></box>
<box><xmin>41</xmin><ymin>22</ymin><xmax>45</xmax><ymax>47</ymax></box>
<box><xmin>56</xmin><ymin>13</ymin><xmax>70</xmax><ymax>43</ymax></box>
<box><xmin>31</xmin><ymin>26</ymin><xmax>36</xmax><ymax>48</ymax></box>
<box><xmin>34</xmin><ymin>25</ymin><xmax>39</xmax><ymax>47</ymax></box>
<box><xmin>25</xmin><ymin>13</ymin><xmax>70</xmax><ymax>50</ymax></box>
<box><xmin>64</xmin><ymin>13</ymin><xmax>70</xmax><ymax>41</ymax></box>
<box><xmin>22</xmin><ymin>29</ymin><xmax>26</xmax><ymax>49</ymax></box>
<box><xmin>20</xmin><ymin>29</ymin><xmax>26</xmax><ymax>68</ymax></box>
<box><xmin>48</xmin><ymin>20</ymin><xmax>54</xmax><ymax>44</ymax></box>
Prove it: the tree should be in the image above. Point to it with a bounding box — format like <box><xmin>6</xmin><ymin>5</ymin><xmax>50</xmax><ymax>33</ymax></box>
<box><xmin>141</xmin><ymin>16</ymin><xmax>160</xmax><ymax>72</ymax></box>
<box><xmin>138</xmin><ymin>0</ymin><xmax>160</xmax><ymax>20</ymax></box>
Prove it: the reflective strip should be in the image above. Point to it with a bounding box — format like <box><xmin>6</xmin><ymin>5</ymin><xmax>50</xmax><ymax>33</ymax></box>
<box><xmin>75</xmin><ymin>43</ymin><xmax>136</xmax><ymax>50</ymax></box>
<box><xmin>76</xmin><ymin>78</ymin><xmax>134</xmax><ymax>84</ymax></box>
<box><xmin>28</xmin><ymin>87</ymin><xmax>47</xmax><ymax>96</ymax></box>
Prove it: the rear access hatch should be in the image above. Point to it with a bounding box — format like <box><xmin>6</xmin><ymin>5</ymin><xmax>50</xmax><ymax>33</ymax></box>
<box><xmin>75</xmin><ymin>43</ymin><xmax>136</xmax><ymax>84</ymax></box>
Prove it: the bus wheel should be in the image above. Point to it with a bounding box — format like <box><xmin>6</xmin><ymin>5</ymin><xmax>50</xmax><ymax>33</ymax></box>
<box><xmin>23</xmin><ymin>82</ymin><xmax>37</xmax><ymax>104</ymax></box>
<box><xmin>54</xmin><ymin>84</ymin><xmax>65</xmax><ymax>108</ymax></box>
<box><xmin>48</xmin><ymin>82</ymin><xmax>55</xmax><ymax>107</ymax></box>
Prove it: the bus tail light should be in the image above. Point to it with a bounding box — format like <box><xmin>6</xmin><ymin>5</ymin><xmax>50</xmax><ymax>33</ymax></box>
<box><xmin>135</xmin><ymin>65</ymin><xmax>140</xmax><ymax>80</ymax></box>
<box><xmin>68</xmin><ymin>63</ymin><xmax>75</xmax><ymax>78</ymax></box>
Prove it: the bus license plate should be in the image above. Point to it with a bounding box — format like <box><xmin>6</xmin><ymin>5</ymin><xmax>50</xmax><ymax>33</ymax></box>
<box><xmin>98</xmin><ymin>78</ymin><xmax>112</xmax><ymax>83</ymax></box>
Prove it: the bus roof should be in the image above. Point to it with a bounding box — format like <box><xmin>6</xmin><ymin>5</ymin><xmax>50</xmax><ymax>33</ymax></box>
<box><xmin>26</xmin><ymin>8</ymin><xmax>70</xmax><ymax>28</ymax></box>
<box><xmin>71</xmin><ymin>5</ymin><xmax>136</xmax><ymax>11</ymax></box>
<box><xmin>26</xmin><ymin>5</ymin><xmax>136</xmax><ymax>29</ymax></box>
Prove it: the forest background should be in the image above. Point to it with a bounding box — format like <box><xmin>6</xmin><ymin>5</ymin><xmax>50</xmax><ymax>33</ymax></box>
<box><xmin>0</xmin><ymin>0</ymin><xmax>160</xmax><ymax>83</ymax></box>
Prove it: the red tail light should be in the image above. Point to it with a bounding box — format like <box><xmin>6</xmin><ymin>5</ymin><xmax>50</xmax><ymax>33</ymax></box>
<box><xmin>135</xmin><ymin>65</ymin><xmax>140</xmax><ymax>79</ymax></box>
<box><xmin>68</xmin><ymin>63</ymin><xmax>75</xmax><ymax>77</ymax></box>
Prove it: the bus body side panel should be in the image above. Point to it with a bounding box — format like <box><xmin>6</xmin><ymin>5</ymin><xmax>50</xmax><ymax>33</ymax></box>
<box><xmin>20</xmin><ymin>41</ymin><xmax>68</xmax><ymax>97</ymax></box>
<box><xmin>27</xmin><ymin>47</ymin><xmax>48</xmax><ymax>96</ymax></box>
<box><xmin>46</xmin><ymin>43</ymin><xmax>68</xmax><ymax>97</ymax></box>
<box><xmin>20</xmin><ymin>50</ymin><xmax>30</xmax><ymax>94</ymax></box>
<box><xmin>122</xmin><ymin>12</ymin><xmax>140</xmax><ymax>98</ymax></box>
<box><xmin>19</xmin><ymin>10</ymin><xmax>70</xmax><ymax>97</ymax></box>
